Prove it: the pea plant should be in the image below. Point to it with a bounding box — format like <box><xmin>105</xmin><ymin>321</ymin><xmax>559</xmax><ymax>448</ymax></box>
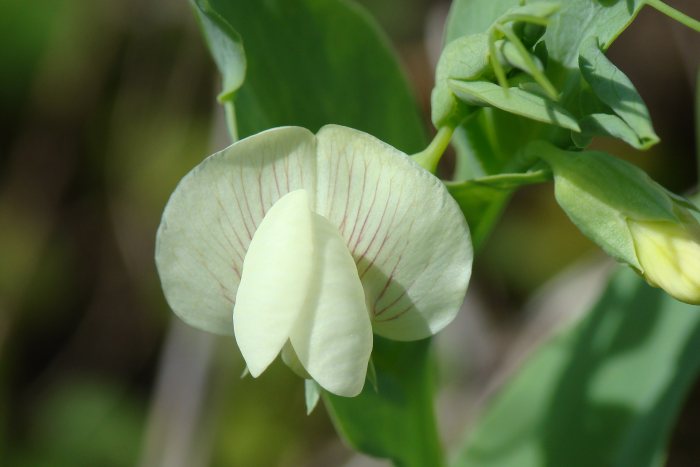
<box><xmin>155</xmin><ymin>0</ymin><xmax>700</xmax><ymax>465</ymax></box>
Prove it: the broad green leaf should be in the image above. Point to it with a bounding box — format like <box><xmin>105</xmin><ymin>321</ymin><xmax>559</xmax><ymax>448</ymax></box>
<box><xmin>579</xmin><ymin>37</ymin><xmax>658</xmax><ymax>149</ymax></box>
<box><xmin>449</xmin><ymin>81</ymin><xmax>580</xmax><ymax>132</ymax></box>
<box><xmin>192</xmin><ymin>0</ymin><xmax>246</xmax><ymax>137</ymax></box>
<box><xmin>544</xmin><ymin>0</ymin><xmax>644</xmax><ymax>67</ymax></box>
<box><xmin>324</xmin><ymin>337</ymin><xmax>443</xmax><ymax>467</ymax></box>
<box><xmin>192</xmin><ymin>0</ymin><xmax>245</xmax><ymax>103</ymax></box>
<box><xmin>572</xmin><ymin>113</ymin><xmax>645</xmax><ymax>150</ymax></box>
<box><xmin>233</xmin><ymin>190</ymin><xmax>315</xmax><ymax>378</ymax></box>
<box><xmin>454</xmin><ymin>267</ymin><xmax>700</xmax><ymax>467</ymax></box>
<box><xmin>445</xmin><ymin>0</ymin><xmax>519</xmax><ymax>43</ymax></box>
<box><xmin>204</xmin><ymin>0</ymin><xmax>426</xmax><ymax>152</ymax></box>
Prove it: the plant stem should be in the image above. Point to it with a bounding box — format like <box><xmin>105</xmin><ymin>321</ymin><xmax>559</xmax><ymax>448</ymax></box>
<box><xmin>413</xmin><ymin>126</ymin><xmax>455</xmax><ymax>173</ymax></box>
<box><xmin>458</xmin><ymin>169</ymin><xmax>552</xmax><ymax>189</ymax></box>
<box><xmin>646</xmin><ymin>0</ymin><xmax>700</xmax><ymax>33</ymax></box>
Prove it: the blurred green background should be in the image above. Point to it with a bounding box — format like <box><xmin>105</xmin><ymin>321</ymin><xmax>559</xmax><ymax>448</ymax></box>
<box><xmin>0</xmin><ymin>0</ymin><xmax>697</xmax><ymax>465</ymax></box>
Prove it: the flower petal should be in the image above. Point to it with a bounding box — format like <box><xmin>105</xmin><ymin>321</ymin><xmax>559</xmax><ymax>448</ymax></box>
<box><xmin>157</xmin><ymin>124</ymin><xmax>473</xmax><ymax>344</ymax></box>
<box><xmin>233</xmin><ymin>190</ymin><xmax>315</xmax><ymax>377</ymax></box>
<box><xmin>314</xmin><ymin>125</ymin><xmax>472</xmax><ymax>341</ymax></box>
<box><xmin>628</xmin><ymin>218</ymin><xmax>700</xmax><ymax>304</ymax></box>
<box><xmin>155</xmin><ymin>127</ymin><xmax>316</xmax><ymax>334</ymax></box>
<box><xmin>290</xmin><ymin>212</ymin><xmax>373</xmax><ymax>397</ymax></box>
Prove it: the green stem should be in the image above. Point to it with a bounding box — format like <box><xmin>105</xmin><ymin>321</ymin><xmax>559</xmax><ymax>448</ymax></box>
<box><xmin>413</xmin><ymin>126</ymin><xmax>455</xmax><ymax>173</ymax></box>
<box><xmin>444</xmin><ymin>168</ymin><xmax>552</xmax><ymax>191</ymax></box>
<box><xmin>646</xmin><ymin>0</ymin><xmax>700</xmax><ymax>33</ymax></box>
<box><xmin>488</xmin><ymin>29</ymin><xmax>511</xmax><ymax>92</ymax></box>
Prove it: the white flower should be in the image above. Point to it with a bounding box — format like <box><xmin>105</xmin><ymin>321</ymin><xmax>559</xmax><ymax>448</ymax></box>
<box><xmin>156</xmin><ymin>125</ymin><xmax>472</xmax><ymax>396</ymax></box>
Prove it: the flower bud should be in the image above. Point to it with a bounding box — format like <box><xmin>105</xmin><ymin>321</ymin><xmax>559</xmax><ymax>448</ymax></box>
<box><xmin>628</xmin><ymin>210</ymin><xmax>700</xmax><ymax>304</ymax></box>
<box><xmin>532</xmin><ymin>142</ymin><xmax>700</xmax><ymax>304</ymax></box>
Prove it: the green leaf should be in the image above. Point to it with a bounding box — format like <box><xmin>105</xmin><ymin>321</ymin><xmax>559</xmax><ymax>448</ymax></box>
<box><xmin>324</xmin><ymin>337</ymin><xmax>443</xmax><ymax>467</ymax></box>
<box><xmin>572</xmin><ymin>113</ymin><xmax>647</xmax><ymax>150</ymax></box>
<box><xmin>445</xmin><ymin>0</ymin><xmax>520</xmax><ymax>43</ymax></box>
<box><xmin>454</xmin><ymin>267</ymin><xmax>700</xmax><ymax>467</ymax></box>
<box><xmin>449</xmin><ymin>80</ymin><xmax>580</xmax><ymax>132</ymax></box>
<box><xmin>578</xmin><ymin>37</ymin><xmax>658</xmax><ymax>149</ymax></box>
<box><xmin>431</xmin><ymin>33</ymin><xmax>491</xmax><ymax>128</ymax></box>
<box><xmin>544</xmin><ymin>0</ymin><xmax>644</xmax><ymax>67</ymax></box>
<box><xmin>192</xmin><ymin>0</ymin><xmax>245</xmax><ymax>103</ymax></box>
<box><xmin>203</xmin><ymin>0</ymin><xmax>426</xmax><ymax>152</ymax></box>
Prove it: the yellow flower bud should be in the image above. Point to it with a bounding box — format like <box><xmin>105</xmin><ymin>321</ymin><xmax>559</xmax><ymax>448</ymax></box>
<box><xmin>628</xmin><ymin>214</ymin><xmax>700</xmax><ymax>305</ymax></box>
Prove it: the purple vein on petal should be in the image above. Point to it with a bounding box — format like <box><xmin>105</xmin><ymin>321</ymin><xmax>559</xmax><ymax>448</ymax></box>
<box><xmin>351</xmin><ymin>164</ymin><xmax>380</xmax><ymax>254</ymax></box>
<box><xmin>298</xmin><ymin>152</ymin><xmax>305</xmax><ymax>188</ymax></box>
<box><xmin>257</xmin><ymin>150</ymin><xmax>266</xmax><ymax>219</ymax></box>
<box><xmin>215</xmin><ymin>196</ymin><xmax>247</xmax><ymax>263</ymax></box>
<box><xmin>283</xmin><ymin>152</ymin><xmax>291</xmax><ymax>192</ymax></box>
<box><xmin>370</xmin><ymin>254</ymin><xmax>402</xmax><ymax>317</ymax></box>
<box><xmin>346</xmin><ymin>157</ymin><xmax>369</xmax><ymax>248</ymax></box>
<box><xmin>358</xmin><ymin>179</ymin><xmax>406</xmax><ymax>278</ymax></box>
<box><xmin>356</xmin><ymin>176</ymin><xmax>394</xmax><ymax>275</ymax></box>
<box><xmin>271</xmin><ymin>157</ymin><xmax>281</xmax><ymax>199</ymax></box>
<box><xmin>372</xmin><ymin>216</ymin><xmax>418</xmax><ymax>316</ymax></box>
<box><xmin>376</xmin><ymin>262</ymin><xmax>433</xmax><ymax>323</ymax></box>
<box><xmin>196</xmin><ymin>251</ymin><xmax>237</xmax><ymax>300</ymax></box>
<box><xmin>230</xmin><ymin>180</ymin><xmax>253</xmax><ymax>240</ymax></box>
<box><xmin>373</xmin><ymin>302</ymin><xmax>412</xmax><ymax>322</ymax></box>
<box><xmin>237</xmin><ymin>165</ymin><xmax>256</xmax><ymax>241</ymax></box>
<box><xmin>194</xmin><ymin>195</ymin><xmax>234</xmax><ymax>264</ymax></box>
<box><xmin>338</xmin><ymin>151</ymin><xmax>356</xmax><ymax>236</ymax></box>
<box><xmin>327</xmin><ymin>140</ymin><xmax>343</xmax><ymax>221</ymax></box>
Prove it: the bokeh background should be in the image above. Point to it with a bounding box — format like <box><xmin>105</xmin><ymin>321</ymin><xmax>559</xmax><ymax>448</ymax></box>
<box><xmin>1</xmin><ymin>0</ymin><xmax>698</xmax><ymax>465</ymax></box>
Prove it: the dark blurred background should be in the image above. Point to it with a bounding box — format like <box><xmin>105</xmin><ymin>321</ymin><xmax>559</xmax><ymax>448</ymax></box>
<box><xmin>0</xmin><ymin>0</ymin><xmax>697</xmax><ymax>465</ymax></box>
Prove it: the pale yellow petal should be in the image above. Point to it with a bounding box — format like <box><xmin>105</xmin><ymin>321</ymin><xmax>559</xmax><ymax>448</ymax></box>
<box><xmin>314</xmin><ymin>125</ymin><xmax>472</xmax><ymax>341</ymax></box>
<box><xmin>629</xmin><ymin>219</ymin><xmax>700</xmax><ymax>304</ymax></box>
<box><xmin>156</xmin><ymin>127</ymin><xmax>317</xmax><ymax>334</ymax></box>
<box><xmin>233</xmin><ymin>190</ymin><xmax>315</xmax><ymax>377</ymax></box>
<box><xmin>290</xmin><ymin>212</ymin><xmax>373</xmax><ymax>397</ymax></box>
